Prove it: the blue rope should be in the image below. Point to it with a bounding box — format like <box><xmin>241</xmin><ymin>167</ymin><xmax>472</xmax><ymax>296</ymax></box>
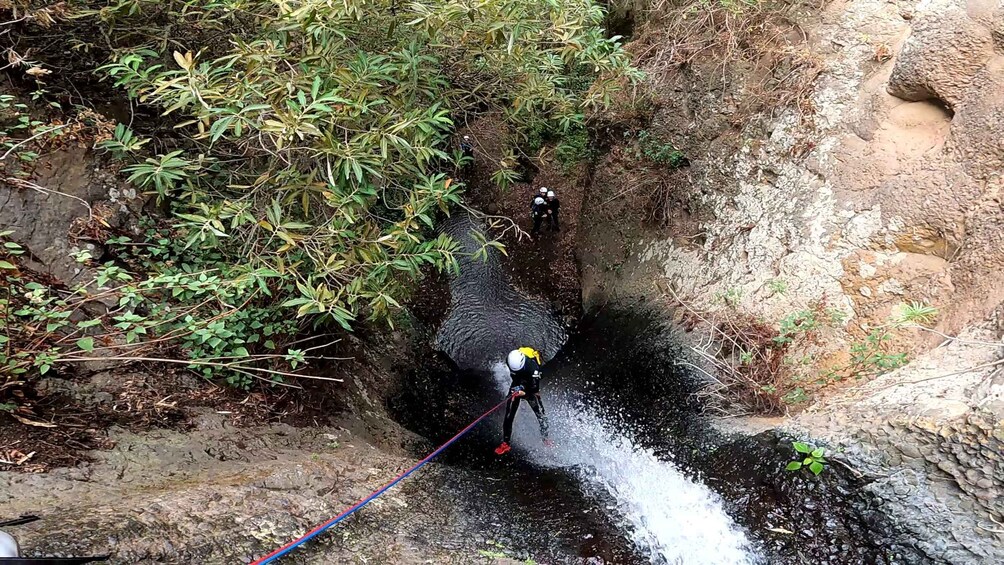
<box><xmin>251</xmin><ymin>393</ymin><xmax>514</xmax><ymax>564</ymax></box>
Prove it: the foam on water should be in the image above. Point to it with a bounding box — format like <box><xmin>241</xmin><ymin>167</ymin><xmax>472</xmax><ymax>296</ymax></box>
<box><xmin>490</xmin><ymin>362</ymin><xmax>757</xmax><ymax>565</ymax></box>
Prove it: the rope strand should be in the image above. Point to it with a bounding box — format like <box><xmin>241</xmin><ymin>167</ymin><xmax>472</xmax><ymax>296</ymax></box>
<box><xmin>250</xmin><ymin>393</ymin><xmax>515</xmax><ymax>564</ymax></box>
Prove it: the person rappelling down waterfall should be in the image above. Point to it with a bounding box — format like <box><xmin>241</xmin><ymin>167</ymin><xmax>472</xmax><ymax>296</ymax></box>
<box><xmin>495</xmin><ymin>347</ymin><xmax>553</xmax><ymax>455</ymax></box>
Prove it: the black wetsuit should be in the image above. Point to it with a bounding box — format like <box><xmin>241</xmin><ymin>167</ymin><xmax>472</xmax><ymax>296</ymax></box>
<box><xmin>460</xmin><ymin>141</ymin><xmax>474</xmax><ymax>163</ymax></box>
<box><xmin>530</xmin><ymin>199</ymin><xmax>548</xmax><ymax>236</ymax></box>
<box><xmin>547</xmin><ymin>197</ymin><xmax>560</xmax><ymax>231</ymax></box>
<box><xmin>502</xmin><ymin>356</ymin><xmax>549</xmax><ymax>443</ymax></box>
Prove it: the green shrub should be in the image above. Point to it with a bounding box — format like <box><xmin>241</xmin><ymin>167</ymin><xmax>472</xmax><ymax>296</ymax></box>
<box><xmin>2</xmin><ymin>0</ymin><xmax>642</xmax><ymax>391</ymax></box>
<box><xmin>637</xmin><ymin>130</ymin><xmax>688</xmax><ymax>168</ymax></box>
<box><xmin>554</xmin><ymin>125</ymin><xmax>593</xmax><ymax>169</ymax></box>
<box><xmin>83</xmin><ymin>0</ymin><xmax>639</xmax><ymax>329</ymax></box>
<box><xmin>846</xmin><ymin>329</ymin><xmax>907</xmax><ymax>378</ymax></box>
<box><xmin>774</xmin><ymin>310</ymin><xmax>819</xmax><ymax>344</ymax></box>
<box><xmin>2</xmin><ymin>228</ymin><xmax>306</xmax><ymax>389</ymax></box>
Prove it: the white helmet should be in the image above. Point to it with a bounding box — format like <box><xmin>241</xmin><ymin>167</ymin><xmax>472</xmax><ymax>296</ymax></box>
<box><xmin>539</xmin><ymin>187</ymin><xmax>547</xmax><ymax>194</ymax></box>
<box><xmin>0</xmin><ymin>530</ymin><xmax>19</xmax><ymax>558</ymax></box>
<box><xmin>546</xmin><ymin>191</ymin><xmax>555</xmax><ymax>198</ymax></box>
<box><xmin>463</xmin><ymin>135</ymin><xmax>470</xmax><ymax>141</ymax></box>
<box><xmin>506</xmin><ymin>349</ymin><xmax>526</xmax><ymax>371</ymax></box>
<box><xmin>533</xmin><ymin>197</ymin><xmax>545</xmax><ymax>205</ymax></box>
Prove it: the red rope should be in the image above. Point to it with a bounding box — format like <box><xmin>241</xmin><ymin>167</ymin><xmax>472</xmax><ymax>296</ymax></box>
<box><xmin>250</xmin><ymin>393</ymin><xmax>515</xmax><ymax>564</ymax></box>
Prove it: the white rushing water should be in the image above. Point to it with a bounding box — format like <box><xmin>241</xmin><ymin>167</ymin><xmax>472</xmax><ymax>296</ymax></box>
<box><xmin>490</xmin><ymin>362</ymin><xmax>758</xmax><ymax>565</ymax></box>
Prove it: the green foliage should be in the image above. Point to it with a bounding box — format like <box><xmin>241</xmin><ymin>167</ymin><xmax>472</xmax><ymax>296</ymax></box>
<box><xmin>122</xmin><ymin>151</ymin><xmax>197</xmax><ymax>198</ymax></box>
<box><xmin>716</xmin><ymin>287</ymin><xmax>743</xmax><ymax>307</ymax></box>
<box><xmin>2</xmin><ymin>0</ymin><xmax>638</xmax><ymax>395</ymax></box>
<box><xmin>767</xmin><ymin>278</ymin><xmax>787</xmax><ymax>295</ymax></box>
<box><xmin>781</xmin><ymin>387</ymin><xmax>808</xmax><ymax>405</ymax></box>
<box><xmin>95</xmin><ymin>123</ymin><xmax>149</xmax><ymax>157</ymax></box>
<box><xmin>83</xmin><ymin>0</ymin><xmax>636</xmax><ymax>328</ymax></box>
<box><xmin>894</xmin><ymin>301</ymin><xmax>938</xmax><ymax>327</ymax></box>
<box><xmin>554</xmin><ymin>125</ymin><xmax>593</xmax><ymax>169</ymax></box>
<box><xmin>773</xmin><ymin>310</ymin><xmax>818</xmax><ymax>344</ymax></box>
<box><xmin>491</xmin><ymin>154</ymin><xmax>522</xmax><ymax>192</ymax></box>
<box><xmin>786</xmin><ymin>441</ymin><xmax>827</xmax><ymax>476</ymax></box>
<box><xmin>0</xmin><ymin>94</ymin><xmax>67</xmax><ymax>175</ymax></box>
<box><xmin>0</xmin><ymin>227</ymin><xmax>306</xmax><ymax>389</ymax></box>
<box><xmin>817</xmin><ymin>322</ymin><xmax>909</xmax><ymax>386</ymax></box>
<box><xmin>637</xmin><ymin>129</ymin><xmax>688</xmax><ymax>168</ymax></box>
<box><xmin>847</xmin><ymin>329</ymin><xmax>907</xmax><ymax>378</ymax></box>
<box><xmin>827</xmin><ymin>307</ymin><xmax>849</xmax><ymax>326</ymax></box>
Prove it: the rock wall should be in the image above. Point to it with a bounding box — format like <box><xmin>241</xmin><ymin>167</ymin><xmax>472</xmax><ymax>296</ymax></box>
<box><xmin>0</xmin><ymin>146</ymin><xmax>143</xmax><ymax>283</ymax></box>
<box><xmin>583</xmin><ymin>0</ymin><xmax>1004</xmax><ymax>349</ymax></box>
<box><xmin>579</xmin><ymin>0</ymin><xmax>1004</xmax><ymax>560</ymax></box>
<box><xmin>0</xmin><ymin>413</ymin><xmax>470</xmax><ymax>564</ymax></box>
<box><xmin>790</xmin><ymin>327</ymin><xmax>1004</xmax><ymax>562</ymax></box>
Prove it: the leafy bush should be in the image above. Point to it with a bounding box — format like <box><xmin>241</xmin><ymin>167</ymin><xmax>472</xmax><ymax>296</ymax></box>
<box><xmin>554</xmin><ymin>125</ymin><xmax>594</xmax><ymax>169</ymax></box>
<box><xmin>1</xmin><ymin>0</ymin><xmax>640</xmax><ymax>392</ymax></box>
<box><xmin>0</xmin><ymin>93</ymin><xmax>69</xmax><ymax>176</ymax></box>
<box><xmin>637</xmin><ymin>130</ymin><xmax>688</xmax><ymax>168</ymax></box>
<box><xmin>773</xmin><ymin>309</ymin><xmax>819</xmax><ymax>345</ymax></box>
<box><xmin>78</xmin><ymin>0</ymin><xmax>639</xmax><ymax>330</ymax></box>
<box><xmin>1</xmin><ymin>228</ymin><xmax>309</xmax><ymax>390</ymax></box>
<box><xmin>846</xmin><ymin>330</ymin><xmax>908</xmax><ymax>378</ymax></box>
<box><xmin>95</xmin><ymin>123</ymin><xmax>149</xmax><ymax>157</ymax></box>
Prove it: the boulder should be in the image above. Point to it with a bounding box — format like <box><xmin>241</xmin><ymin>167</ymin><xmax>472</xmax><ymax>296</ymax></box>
<box><xmin>887</xmin><ymin>0</ymin><xmax>995</xmax><ymax>108</ymax></box>
<box><xmin>0</xmin><ymin>146</ymin><xmax>142</xmax><ymax>285</ymax></box>
<box><xmin>950</xmin><ymin>58</ymin><xmax>1004</xmax><ymax>179</ymax></box>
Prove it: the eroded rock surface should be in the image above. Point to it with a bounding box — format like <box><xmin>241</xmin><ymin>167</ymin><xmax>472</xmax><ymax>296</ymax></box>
<box><xmin>787</xmin><ymin>327</ymin><xmax>1004</xmax><ymax>562</ymax></box>
<box><xmin>0</xmin><ymin>413</ymin><xmax>471</xmax><ymax>564</ymax></box>
<box><xmin>887</xmin><ymin>0</ymin><xmax>995</xmax><ymax>107</ymax></box>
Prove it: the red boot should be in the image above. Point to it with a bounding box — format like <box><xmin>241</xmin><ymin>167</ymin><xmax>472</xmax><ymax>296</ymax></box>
<box><xmin>494</xmin><ymin>442</ymin><xmax>511</xmax><ymax>455</ymax></box>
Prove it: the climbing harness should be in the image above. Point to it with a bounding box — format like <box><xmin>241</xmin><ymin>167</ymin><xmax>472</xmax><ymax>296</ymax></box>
<box><xmin>250</xmin><ymin>392</ymin><xmax>516</xmax><ymax>564</ymax></box>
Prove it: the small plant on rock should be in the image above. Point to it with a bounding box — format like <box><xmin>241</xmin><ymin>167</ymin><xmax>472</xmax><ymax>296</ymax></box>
<box><xmin>636</xmin><ymin>130</ymin><xmax>689</xmax><ymax>169</ymax></box>
<box><xmin>846</xmin><ymin>329</ymin><xmax>907</xmax><ymax>379</ymax></box>
<box><xmin>786</xmin><ymin>441</ymin><xmax>827</xmax><ymax>476</ymax></box>
<box><xmin>781</xmin><ymin>387</ymin><xmax>808</xmax><ymax>405</ymax></box>
<box><xmin>773</xmin><ymin>309</ymin><xmax>819</xmax><ymax>344</ymax></box>
<box><xmin>767</xmin><ymin>278</ymin><xmax>787</xmax><ymax>295</ymax></box>
<box><xmin>716</xmin><ymin>287</ymin><xmax>743</xmax><ymax>308</ymax></box>
<box><xmin>894</xmin><ymin>301</ymin><xmax>939</xmax><ymax>327</ymax></box>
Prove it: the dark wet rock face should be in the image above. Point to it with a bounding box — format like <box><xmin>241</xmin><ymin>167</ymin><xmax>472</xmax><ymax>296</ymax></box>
<box><xmin>545</xmin><ymin>310</ymin><xmax>933</xmax><ymax>564</ymax></box>
<box><xmin>701</xmin><ymin>432</ymin><xmax>933</xmax><ymax>565</ymax></box>
<box><xmin>429</xmin><ymin>274</ymin><xmax>934</xmax><ymax>565</ymax></box>
<box><xmin>435</xmin><ymin>213</ymin><xmax>567</xmax><ymax>369</ymax></box>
